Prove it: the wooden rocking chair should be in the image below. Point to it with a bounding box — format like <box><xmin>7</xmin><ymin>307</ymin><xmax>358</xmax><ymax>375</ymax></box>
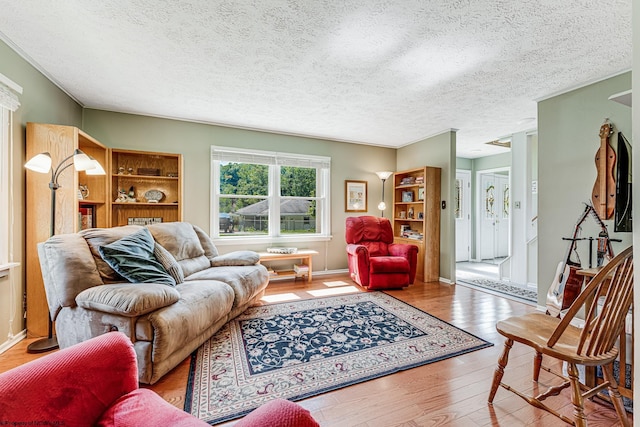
<box><xmin>488</xmin><ymin>246</ymin><xmax>633</xmax><ymax>426</ymax></box>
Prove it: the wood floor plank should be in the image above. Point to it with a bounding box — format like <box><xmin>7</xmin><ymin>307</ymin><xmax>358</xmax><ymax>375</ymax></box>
<box><xmin>0</xmin><ymin>273</ymin><xmax>632</xmax><ymax>426</ymax></box>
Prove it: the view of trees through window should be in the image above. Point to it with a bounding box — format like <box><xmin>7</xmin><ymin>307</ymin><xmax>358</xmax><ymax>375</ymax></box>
<box><xmin>218</xmin><ymin>162</ymin><xmax>317</xmax><ymax>236</ymax></box>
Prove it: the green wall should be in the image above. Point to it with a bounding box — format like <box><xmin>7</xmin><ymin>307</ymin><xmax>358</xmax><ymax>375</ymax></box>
<box><xmin>538</xmin><ymin>71</ymin><xmax>632</xmax><ymax>306</ymax></box>
<box><xmin>82</xmin><ymin>109</ymin><xmax>398</xmax><ymax>273</ymax></box>
<box><xmin>0</xmin><ymin>38</ymin><xmax>83</xmax><ymax>347</ymax></box>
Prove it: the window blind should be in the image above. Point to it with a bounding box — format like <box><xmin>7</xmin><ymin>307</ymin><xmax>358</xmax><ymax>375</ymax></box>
<box><xmin>212</xmin><ymin>146</ymin><xmax>330</xmax><ymax>169</ymax></box>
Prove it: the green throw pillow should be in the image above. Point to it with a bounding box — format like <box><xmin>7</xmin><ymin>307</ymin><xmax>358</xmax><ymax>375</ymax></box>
<box><xmin>98</xmin><ymin>228</ymin><xmax>176</xmax><ymax>287</ymax></box>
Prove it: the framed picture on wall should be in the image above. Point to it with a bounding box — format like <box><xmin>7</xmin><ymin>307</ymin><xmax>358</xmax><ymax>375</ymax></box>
<box><xmin>345</xmin><ymin>180</ymin><xmax>367</xmax><ymax>212</ymax></box>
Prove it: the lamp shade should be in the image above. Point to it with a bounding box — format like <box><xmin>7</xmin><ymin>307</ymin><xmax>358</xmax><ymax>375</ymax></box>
<box><xmin>72</xmin><ymin>149</ymin><xmax>94</xmax><ymax>171</ymax></box>
<box><xmin>376</xmin><ymin>171</ymin><xmax>393</xmax><ymax>181</ymax></box>
<box><xmin>25</xmin><ymin>152</ymin><xmax>52</xmax><ymax>173</ymax></box>
<box><xmin>85</xmin><ymin>156</ymin><xmax>106</xmax><ymax>175</ymax></box>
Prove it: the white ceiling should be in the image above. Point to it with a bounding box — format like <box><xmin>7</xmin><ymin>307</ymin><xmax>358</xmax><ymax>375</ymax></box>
<box><xmin>0</xmin><ymin>1</ymin><xmax>632</xmax><ymax>158</ymax></box>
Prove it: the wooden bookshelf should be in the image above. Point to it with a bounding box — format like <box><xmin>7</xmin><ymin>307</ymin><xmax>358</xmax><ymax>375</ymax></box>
<box><xmin>26</xmin><ymin>123</ymin><xmax>110</xmax><ymax>337</ymax></box>
<box><xmin>392</xmin><ymin>166</ymin><xmax>441</xmax><ymax>282</ymax></box>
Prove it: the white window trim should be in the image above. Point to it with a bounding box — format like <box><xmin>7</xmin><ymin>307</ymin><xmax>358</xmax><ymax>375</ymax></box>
<box><xmin>210</xmin><ymin>146</ymin><xmax>332</xmax><ymax>245</ymax></box>
<box><xmin>0</xmin><ymin>72</ymin><xmax>21</xmax><ymax>265</ymax></box>
<box><xmin>0</xmin><ymin>103</ymin><xmax>17</xmax><ymax>266</ymax></box>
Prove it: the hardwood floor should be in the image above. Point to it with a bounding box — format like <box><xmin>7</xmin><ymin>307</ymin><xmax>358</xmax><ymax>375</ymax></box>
<box><xmin>1</xmin><ymin>274</ymin><xmax>632</xmax><ymax>426</ymax></box>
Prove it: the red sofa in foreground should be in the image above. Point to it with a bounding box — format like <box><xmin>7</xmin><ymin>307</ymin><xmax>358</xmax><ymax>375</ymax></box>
<box><xmin>0</xmin><ymin>332</ymin><xmax>319</xmax><ymax>426</ymax></box>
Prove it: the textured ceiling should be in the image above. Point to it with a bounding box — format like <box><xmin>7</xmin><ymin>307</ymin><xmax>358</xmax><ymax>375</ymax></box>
<box><xmin>0</xmin><ymin>1</ymin><xmax>632</xmax><ymax>158</ymax></box>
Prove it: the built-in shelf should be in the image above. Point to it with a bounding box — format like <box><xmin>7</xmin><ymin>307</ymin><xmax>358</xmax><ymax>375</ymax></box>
<box><xmin>608</xmin><ymin>89</ymin><xmax>631</xmax><ymax>107</ymax></box>
<box><xmin>112</xmin><ymin>202</ymin><xmax>179</xmax><ymax>206</ymax></box>
<box><xmin>110</xmin><ymin>149</ymin><xmax>183</xmax><ymax>227</ymax></box>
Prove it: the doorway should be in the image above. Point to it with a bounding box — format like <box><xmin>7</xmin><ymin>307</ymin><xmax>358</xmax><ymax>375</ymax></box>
<box><xmin>455</xmin><ymin>170</ymin><xmax>471</xmax><ymax>262</ymax></box>
<box><xmin>455</xmin><ymin>167</ymin><xmax>511</xmax><ymax>284</ymax></box>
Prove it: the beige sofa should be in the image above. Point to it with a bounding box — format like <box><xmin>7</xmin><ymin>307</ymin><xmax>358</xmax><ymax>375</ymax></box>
<box><xmin>37</xmin><ymin>222</ymin><xmax>269</xmax><ymax>384</ymax></box>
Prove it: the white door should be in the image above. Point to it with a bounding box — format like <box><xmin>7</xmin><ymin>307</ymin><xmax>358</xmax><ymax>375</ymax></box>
<box><xmin>495</xmin><ymin>174</ymin><xmax>510</xmax><ymax>258</ymax></box>
<box><xmin>455</xmin><ymin>170</ymin><xmax>471</xmax><ymax>262</ymax></box>
<box><xmin>479</xmin><ymin>173</ymin><xmax>497</xmax><ymax>260</ymax></box>
<box><xmin>478</xmin><ymin>170</ymin><xmax>510</xmax><ymax>261</ymax></box>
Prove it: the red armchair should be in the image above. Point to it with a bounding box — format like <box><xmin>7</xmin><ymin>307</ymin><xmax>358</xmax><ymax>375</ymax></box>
<box><xmin>0</xmin><ymin>332</ymin><xmax>319</xmax><ymax>427</ymax></box>
<box><xmin>345</xmin><ymin>216</ymin><xmax>419</xmax><ymax>289</ymax></box>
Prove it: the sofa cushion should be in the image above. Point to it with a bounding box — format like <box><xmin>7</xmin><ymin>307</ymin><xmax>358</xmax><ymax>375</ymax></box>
<box><xmin>98</xmin><ymin>228</ymin><xmax>176</xmax><ymax>287</ymax></box>
<box><xmin>147</xmin><ymin>222</ymin><xmax>210</xmax><ymax>277</ymax></box>
<box><xmin>186</xmin><ymin>265</ymin><xmax>269</xmax><ymax>308</ymax></box>
<box><xmin>210</xmin><ymin>250</ymin><xmax>259</xmax><ymax>267</ymax></box>
<box><xmin>144</xmin><ymin>280</ymin><xmax>235</xmax><ymax>361</ymax></box>
<box><xmin>192</xmin><ymin>224</ymin><xmax>219</xmax><ymax>258</ymax></box>
<box><xmin>369</xmin><ymin>256</ymin><xmax>410</xmax><ymax>274</ymax></box>
<box><xmin>76</xmin><ymin>283</ymin><xmax>180</xmax><ymax>317</ymax></box>
<box><xmin>153</xmin><ymin>243</ymin><xmax>185</xmax><ymax>284</ymax></box>
<box><xmin>81</xmin><ymin>225</ymin><xmax>143</xmax><ymax>283</ymax></box>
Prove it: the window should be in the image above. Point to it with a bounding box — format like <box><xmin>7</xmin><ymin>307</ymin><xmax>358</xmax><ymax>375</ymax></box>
<box><xmin>0</xmin><ymin>74</ymin><xmax>21</xmax><ymax>266</ymax></box>
<box><xmin>0</xmin><ymin>109</ymin><xmax>9</xmax><ymax>265</ymax></box>
<box><xmin>211</xmin><ymin>146</ymin><xmax>331</xmax><ymax>243</ymax></box>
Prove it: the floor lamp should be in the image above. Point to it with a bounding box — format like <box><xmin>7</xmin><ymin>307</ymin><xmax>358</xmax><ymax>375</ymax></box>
<box><xmin>24</xmin><ymin>149</ymin><xmax>105</xmax><ymax>353</ymax></box>
<box><xmin>376</xmin><ymin>171</ymin><xmax>393</xmax><ymax>217</ymax></box>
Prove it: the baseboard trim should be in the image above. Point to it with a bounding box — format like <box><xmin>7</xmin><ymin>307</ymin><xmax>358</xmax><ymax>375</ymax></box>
<box><xmin>0</xmin><ymin>329</ymin><xmax>26</xmax><ymax>355</ymax></box>
<box><xmin>314</xmin><ymin>269</ymin><xmax>349</xmax><ymax>276</ymax></box>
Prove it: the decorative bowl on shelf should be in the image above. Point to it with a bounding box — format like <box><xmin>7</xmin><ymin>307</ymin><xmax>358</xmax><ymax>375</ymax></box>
<box><xmin>144</xmin><ymin>189</ymin><xmax>164</xmax><ymax>203</ymax></box>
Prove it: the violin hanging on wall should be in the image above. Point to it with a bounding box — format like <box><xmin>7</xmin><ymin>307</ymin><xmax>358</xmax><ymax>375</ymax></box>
<box><xmin>591</xmin><ymin>120</ymin><xmax>616</xmax><ymax>219</ymax></box>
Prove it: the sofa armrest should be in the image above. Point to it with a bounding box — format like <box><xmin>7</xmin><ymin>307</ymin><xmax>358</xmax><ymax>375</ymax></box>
<box><xmin>388</xmin><ymin>243</ymin><xmax>418</xmax><ymax>259</ymax></box>
<box><xmin>0</xmin><ymin>332</ymin><xmax>138</xmax><ymax>425</ymax></box>
<box><xmin>346</xmin><ymin>244</ymin><xmax>370</xmax><ymax>287</ymax></box>
<box><xmin>210</xmin><ymin>250</ymin><xmax>259</xmax><ymax>267</ymax></box>
<box><xmin>97</xmin><ymin>389</ymin><xmax>210</xmax><ymax>426</ymax></box>
<box><xmin>235</xmin><ymin>399</ymin><xmax>319</xmax><ymax>427</ymax></box>
<box><xmin>76</xmin><ymin>283</ymin><xmax>180</xmax><ymax>317</ymax></box>
<box><xmin>38</xmin><ymin>236</ymin><xmax>104</xmax><ymax>321</ymax></box>
<box><xmin>346</xmin><ymin>243</ymin><xmax>369</xmax><ymax>258</ymax></box>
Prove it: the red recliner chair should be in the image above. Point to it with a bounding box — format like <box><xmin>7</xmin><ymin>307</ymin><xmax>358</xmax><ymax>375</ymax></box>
<box><xmin>345</xmin><ymin>216</ymin><xmax>419</xmax><ymax>289</ymax></box>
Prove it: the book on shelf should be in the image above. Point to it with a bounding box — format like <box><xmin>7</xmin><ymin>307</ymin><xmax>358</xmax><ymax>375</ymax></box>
<box><xmin>293</xmin><ymin>264</ymin><xmax>309</xmax><ymax>274</ymax></box>
<box><xmin>78</xmin><ymin>206</ymin><xmax>94</xmax><ymax>230</ymax></box>
<box><xmin>402</xmin><ymin>229</ymin><xmax>423</xmax><ymax>240</ymax></box>
<box><xmin>400</xmin><ymin>176</ymin><xmax>415</xmax><ymax>185</ymax></box>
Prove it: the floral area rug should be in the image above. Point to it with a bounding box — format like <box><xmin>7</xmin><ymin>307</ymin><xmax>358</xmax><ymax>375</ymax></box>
<box><xmin>184</xmin><ymin>292</ymin><xmax>492</xmax><ymax>424</ymax></box>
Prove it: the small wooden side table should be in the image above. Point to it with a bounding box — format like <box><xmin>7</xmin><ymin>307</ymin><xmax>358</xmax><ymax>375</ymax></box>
<box><xmin>257</xmin><ymin>250</ymin><xmax>319</xmax><ymax>283</ymax></box>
